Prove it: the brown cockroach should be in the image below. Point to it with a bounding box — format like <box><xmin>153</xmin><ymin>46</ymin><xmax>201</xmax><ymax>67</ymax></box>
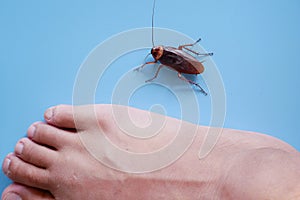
<box><xmin>135</xmin><ymin>0</ymin><xmax>213</xmax><ymax>95</ymax></box>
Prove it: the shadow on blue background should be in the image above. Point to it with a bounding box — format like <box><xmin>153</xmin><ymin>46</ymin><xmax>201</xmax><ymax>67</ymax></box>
<box><xmin>1</xmin><ymin>0</ymin><xmax>300</xmax><ymax>194</ymax></box>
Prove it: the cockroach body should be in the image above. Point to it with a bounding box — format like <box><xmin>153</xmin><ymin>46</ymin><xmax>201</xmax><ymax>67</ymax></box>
<box><xmin>135</xmin><ymin>0</ymin><xmax>213</xmax><ymax>95</ymax></box>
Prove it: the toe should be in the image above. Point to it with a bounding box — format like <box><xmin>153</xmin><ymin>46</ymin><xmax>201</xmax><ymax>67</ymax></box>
<box><xmin>2</xmin><ymin>153</ymin><xmax>50</xmax><ymax>190</ymax></box>
<box><xmin>2</xmin><ymin>183</ymin><xmax>54</xmax><ymax>200</ymax></box>
<box><xmin>14</xmin><ymin>138</ymin><xmax>56</xmax><ymax>168</ymax></box>
<box><xmin>27</xmin><ymin>123</ymin><xmax>73</xmax><ymax>149</ymax></box>
<box><xmin>44</xmin><ymin>105</ymin><xmax>76</xmax><ymax>129</ymax></box>
<box><xmin>44</xmin><ymin>104</ymin><xmax>101</xmax><ymax>130</ymax></box>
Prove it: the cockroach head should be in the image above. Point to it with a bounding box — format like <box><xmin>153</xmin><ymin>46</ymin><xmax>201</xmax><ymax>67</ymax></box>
<box><xmin>151</xmin><ymin>46</ymin><xmax>163</xmax><ymax>60</ymax></box>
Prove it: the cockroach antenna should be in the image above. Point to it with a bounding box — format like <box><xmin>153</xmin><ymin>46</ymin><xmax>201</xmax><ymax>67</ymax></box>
<box><xmin>151</xmin><ymin>0</ymin><xmax>156</xmax><ymax>47</ymax></box>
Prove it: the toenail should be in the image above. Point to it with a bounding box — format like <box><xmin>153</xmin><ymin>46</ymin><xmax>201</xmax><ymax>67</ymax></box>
<box><xmin>27</xmin><ymin>125</ymin><xmax>36</xmax><ymax>139</ymax></box>
<box><xmin>15</xmin><ymin>142</ymin><xmax>24</xmax><ymax>155</ymax></box>
<box><xmin>3</xmin><ymin>192</ymin><xmax>22</xmax><ymax>200</ymax></box>
<box><xmin>45</xmin><ymin>107</ymin><xmax>53</xmax><ymax>121</ymax></box>
<box><xmin>3</xmin><ymin>157</ymin><xmax>11</xmax><ymax>175</ymax></box>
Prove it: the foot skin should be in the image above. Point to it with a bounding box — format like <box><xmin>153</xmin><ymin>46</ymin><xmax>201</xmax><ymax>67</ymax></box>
<box><xmin>2</xmin><ymin>183</ymin><xmax>53</xmax><ymax>200</ymax></box>
<box><xmin>2</xmin><ymin>104</ymin><xmax>300</xmax><ymax>200</ymax></box>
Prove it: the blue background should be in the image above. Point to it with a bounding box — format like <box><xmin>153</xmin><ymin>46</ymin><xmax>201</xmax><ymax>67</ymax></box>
<box><xmin>1</xmin><ymin>0</ymin><xmax>299</xmax><ymax>193</ymax></box>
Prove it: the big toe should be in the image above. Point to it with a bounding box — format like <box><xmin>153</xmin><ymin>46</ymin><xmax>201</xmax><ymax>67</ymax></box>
<box><xmin>44</xmin><ymin>104</ymin><xmax>99</xmax><ymax>130</ymax></box>
<box><xmin>44</xmin><ymin>105</ymin><xmax>76</xmax><ymax>129</ymax></box>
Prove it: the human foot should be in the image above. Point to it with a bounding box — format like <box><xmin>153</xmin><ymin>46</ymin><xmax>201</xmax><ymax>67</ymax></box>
<box><xmin>1</xmin><ymin>106</ymin><xmax>135</xmax><ymax>200</ymax></box>
<box><xmin>1</xmin><ymin>125</ymin><xmax>126</xmax><ymax>199</ymax></box>
<box><xmin>2</xmin><ymin>104</ymin><xmax>200</xmax><ymax>200</ymax></box>
<box><xmin>2</xmin><ymin>104</ymin><xmax>300</xmax><ymax>200</ymax></box>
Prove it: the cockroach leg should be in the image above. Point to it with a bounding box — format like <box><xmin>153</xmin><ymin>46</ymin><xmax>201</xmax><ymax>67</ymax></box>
<box><xmin>177</xmin><ymin>73</ymin><xmax>208</xmax><ymax>96</ymax></box>
<box><xmin>178</xmin><ymin>38</ymin><xmax>213</xmax><ymax>57</ymax></box>
<box><xmin>134</xmin><ymin>61</ymin><xmax>157</xmax><ymax>71</ymax></box>
<box><xmin>178</xmin><ymin>43</ymin><xmax>193</xmax><ymax>50</ymax></box>
<box><xmin>182</xmin><ymin>47</ymin><xmax>213</xmax><ymax>57</ymax></box>
<box><xmin>178</xmin><ymin>38</ymin><xmax>201</xmax><ymax>50</ymax></box>
<box><xmin>145</xmin><ymin>64</ymin><xmax>164</xmax><ymax>82</ymax></box>
<box><xmin>194</xmin><ymin>38</ymin><xmax>202</xmax><ymax>44</ymax></box>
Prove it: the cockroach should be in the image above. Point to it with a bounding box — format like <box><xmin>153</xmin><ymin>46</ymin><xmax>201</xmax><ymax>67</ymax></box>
<box><xmin>135</xmin><ymin>0</ymin><xmax>213</xmax><ymax>95</ymax></box>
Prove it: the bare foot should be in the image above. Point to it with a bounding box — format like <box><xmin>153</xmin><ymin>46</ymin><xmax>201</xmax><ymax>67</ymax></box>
<box><xmin>2</xmin><ymin>104</ymin><xmax>300</xmax><ymax>200</ymax></box>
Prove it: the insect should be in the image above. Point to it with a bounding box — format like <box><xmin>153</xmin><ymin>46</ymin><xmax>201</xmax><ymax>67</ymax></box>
<box><xmin>135</xmin><ymin>0</ymin><xmax>213</xmax><ymax>95</ymax></box>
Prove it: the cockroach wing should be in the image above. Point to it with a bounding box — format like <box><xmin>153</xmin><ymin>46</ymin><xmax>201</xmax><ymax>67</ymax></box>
<box><xmin>160</xmin><ymin>47</ymin><xmax>204</xmax><ymax>74</ymax></box>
